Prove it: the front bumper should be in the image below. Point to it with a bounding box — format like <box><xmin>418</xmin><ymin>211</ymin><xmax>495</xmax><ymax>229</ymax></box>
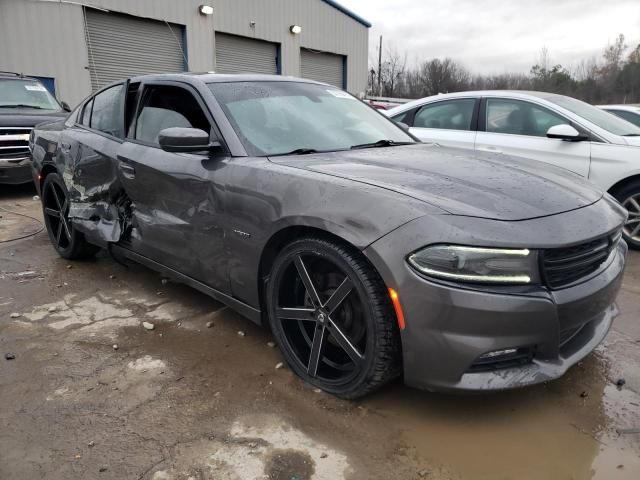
<box><xmin>364</xmin><ymin>197</ymin><xmax>628</xmax><ymax>392</ymax></box>
<box><xmin>0</xmin><ymin>158</ymin><xmax>32</xmax><ymax>185</ymax></box>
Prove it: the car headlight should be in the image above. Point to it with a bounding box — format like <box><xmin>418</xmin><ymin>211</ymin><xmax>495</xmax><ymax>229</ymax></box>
<box><xmin>407</xmin><ymin>245</ymin><xmax>540</xmax><ymax>284</ymax></box>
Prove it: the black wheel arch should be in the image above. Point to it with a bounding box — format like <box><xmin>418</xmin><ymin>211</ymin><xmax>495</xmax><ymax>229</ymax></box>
<box><xmin>609</xmin><ymin>174</ymin><xmax>640</xmax><ymax>197</ymax></box>
<box><xmin>259</xmin><ymin>226</ymin><xmax>362</xmax><ymax>318</ymax></box>
<box><xmin>38</xmin><ymin>163</ymin><xmax>59</xmax><ymax>192</ymax></box>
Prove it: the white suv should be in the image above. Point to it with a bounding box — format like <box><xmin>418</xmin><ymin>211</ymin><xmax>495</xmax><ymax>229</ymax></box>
<box><xmin>386</xmin><ymin>91</ymin><xmax>640</xmax><ymax>248</ymax></box>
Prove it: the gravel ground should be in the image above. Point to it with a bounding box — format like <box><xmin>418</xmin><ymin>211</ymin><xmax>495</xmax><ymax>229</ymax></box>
<box><xmin>1</xmin><ymin>184</ymin><xmax>639</xmax><ymax>480</ymax></box>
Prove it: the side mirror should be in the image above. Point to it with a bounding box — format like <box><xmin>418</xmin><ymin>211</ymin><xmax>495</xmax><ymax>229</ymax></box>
<box><xmin>546</xmin><ymin>124</ymin><xmax>587</xmax><ymax>142</ymax></box>
<box><xmin>158</xmin><ymin>127</ymin><xmax>219</xmax><ymax>153</ymax></box>
<box><xmin>395</xmin><ymin>121</ymin><xmax>410</xmax><ymax>132</ymax></box>
<box><xmin>60</xmin><ymin>101</ymin><xmax>71</xmax><ymax>112</ymax></box>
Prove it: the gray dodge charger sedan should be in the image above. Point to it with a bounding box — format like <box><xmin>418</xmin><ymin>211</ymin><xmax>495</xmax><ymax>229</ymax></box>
<box><xmin>29</xmin><ymin>74</ymin><xmax>627</xmax><ymax>398</ymax></box>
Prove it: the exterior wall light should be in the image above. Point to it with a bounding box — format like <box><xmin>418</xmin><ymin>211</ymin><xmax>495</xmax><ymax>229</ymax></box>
<box><xmin>199</xmin><ymin>5</ymin><xmax>214</xmax><ymax>15</ymax></box>
<box><xmin>289</xmin><ymin>25</ymin><xmax>302</xmax><ymax>34</ymax></box>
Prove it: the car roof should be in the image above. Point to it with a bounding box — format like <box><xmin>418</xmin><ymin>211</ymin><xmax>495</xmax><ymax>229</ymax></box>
<box><xmin>127</xmin><ymin>72</ymin><xmax>327</xmax><ymax>86</ymax></box>
<box><xmin>598</xmin><ymin>104</ymin><xmax>640</xmax><ymax>112</ymax></box>
<box><xmin>387</xmin><ymin>90</ymin><xmax>571</xmax><ymax>113</ymax></box>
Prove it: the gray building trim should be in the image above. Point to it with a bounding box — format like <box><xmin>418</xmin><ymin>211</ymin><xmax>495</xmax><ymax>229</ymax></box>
<box><xmin>320</xmin><ymin>0</ymin><xmax>372</xmax><ymax>28</ymax></box>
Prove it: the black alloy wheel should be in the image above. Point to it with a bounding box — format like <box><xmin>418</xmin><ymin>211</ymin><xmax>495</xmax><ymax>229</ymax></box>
<box><xmin>42</xmin><ymin>173</ymin><xmax>99</xmax><ymax>259</ymax></box>
<box><xmin>267</xmin><ymin>237</ymin><xmax>401</xmax><ymax>398</ymax></box>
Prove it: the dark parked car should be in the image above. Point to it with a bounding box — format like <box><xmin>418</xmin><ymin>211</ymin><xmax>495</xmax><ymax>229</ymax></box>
<box><xmin>0</xmin><ymin>72</ymin><xmax>68</xmax><ymax>184</ymax></box>
<box><xmin>30</xmin><ymin>74</ymin><xmax>627</xmax><ymax>398</ymax></box>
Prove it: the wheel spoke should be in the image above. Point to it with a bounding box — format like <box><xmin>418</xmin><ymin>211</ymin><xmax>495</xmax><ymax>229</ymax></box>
<box><xmin>307</xmin><ymin>324</ymin><xmax>326</xmax><ymax>377</ymax></box>
<box><xmin>627</xmin><ymin>217</ymin><xmax>640</xmax><ymax>225</ymax></box>
<box><xmin>61</xmin><ymin>217</ymin><xmax>72</xmax><ymax>242</ymax></box>
<box><xmin>44</xmin><ymin>207</ymin><xmax>60</xmax><ymax>218</ymax></box>
<box><xmin>631</xmin><ymin>223</ymin><xmax>640</xmax><ymax>237</ymax></box>
<box><xmin>323</xmin><ymin>277</ymin><xmax>353</xmax><ymax>315</ymax></box>
<box><xmin>55</xmin><ymin>220</ymin><xmax>63</xmax><ymax>245</ymax></box>
<box><xmin>277</xmin><ymin>307</ymin><xmax>316</xmax><ymax>321</ymax></box>
<box><xmin>628</xmin><ymin>197</ymin><xmax>640</xmax><ymax>212</ymax></box>
<box><xmin>327</xmin><ymin>318</ymin><xmax>364</xmax><ymax>365</ymax></box>
<box><xmin>294</xmin><ymin>255</ymin><xmax>322</xmax><ymax>308</ymax></box>
<box><xmin>51</xmin><ymin>185</ymin><xmax>62</xmax><ymax>210</ymax></box>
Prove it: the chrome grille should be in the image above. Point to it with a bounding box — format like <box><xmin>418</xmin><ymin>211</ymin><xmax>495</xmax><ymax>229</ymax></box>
<box><xmin>0</xmin><ymin>127</ymin><xmax>32</xmax><ymax>160</ymax></box>
<box><xmin>542</xmin><ymin>232</ymin><xmax>620</xmax><ymax>289</ymax></box>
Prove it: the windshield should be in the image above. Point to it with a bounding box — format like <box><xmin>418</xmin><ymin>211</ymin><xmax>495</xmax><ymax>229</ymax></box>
<box><xmin>208</xmin><ymin>81</ymin><xmax>415</xmax><ymax>156</ymax></box>
<box><xmin>547</xmin><ymin>95</ymin><xmax>640</xmax><ymax>136</ymax></box>
<box><xmin>0</xmin><ymin>78</ymin><xmax>61</xmax><ymax>110</ymax></box>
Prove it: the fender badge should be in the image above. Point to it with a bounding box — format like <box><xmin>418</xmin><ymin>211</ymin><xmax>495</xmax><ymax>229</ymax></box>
<box><xmin>233</xmin><ymin>229</ymin><xmax>251</xmax><ymax>239</ymax></box>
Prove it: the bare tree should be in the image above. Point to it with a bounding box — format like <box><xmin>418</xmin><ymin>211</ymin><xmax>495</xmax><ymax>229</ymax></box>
<box><xmin>367</xmin><ymin>33</ymin><xmax>640</xmax><ymax>104</ymax></box>
<box><xmin>416</xmin><ymin>58</ymin><xmax>469</xmax><ymax>96</ymax></box>
<box><xmin>380</xmin><ymin>47</ymin><xmax>407</xmax><ymax>97</ymax></box>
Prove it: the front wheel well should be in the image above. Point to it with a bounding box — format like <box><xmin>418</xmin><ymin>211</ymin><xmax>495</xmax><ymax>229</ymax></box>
<box><xmin>258</xmin><ymin>227</ymin><xmax>357</xmax><ymax>309</ymax></box>
<box><xmin>608</xmin><ymin>174</ymin><xmax>640</xmax><ymax>197</ymax></box>
<box><xmin>39</xmin><ymin>164</ymin><xmax>58</xmax><ymax>189</ymax></box>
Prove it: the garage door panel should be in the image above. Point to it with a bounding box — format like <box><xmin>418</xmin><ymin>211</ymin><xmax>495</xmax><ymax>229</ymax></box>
<box><xmin>215</xmin><ymin>33</ymin><xmax>278</xmax><ymax>75</ymax></box>
<box><xmin>300</xmin><ymin>49</ymin><xmax>344</xmax><ymax>89</ymax></box>
<box><xmin>85</xmin><ymin>9</ymin><xmax>186</xmax><ymax>91</ymax></box>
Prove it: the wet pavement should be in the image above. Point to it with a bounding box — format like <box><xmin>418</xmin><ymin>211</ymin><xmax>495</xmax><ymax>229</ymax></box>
<box><xmin>1</xmin><ymin>183</ymin><xmax>639</xmax><ymax>480</ymax></box>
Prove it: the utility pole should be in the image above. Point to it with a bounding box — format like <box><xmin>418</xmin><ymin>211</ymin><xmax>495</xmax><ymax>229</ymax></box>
<box><xmin>377</xmin><ymin>35</ymin><xmax>382</xmax><ymax>96</ymax></box>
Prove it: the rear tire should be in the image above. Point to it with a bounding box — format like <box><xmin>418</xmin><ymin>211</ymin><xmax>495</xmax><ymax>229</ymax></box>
<box><xmin>42</xmin><ymin>173</ymin><xmax>99</xmax><ymax>260</ymax></box>
<box><xmin>612</xmin><ymin>181</ymin><xmax>640</xmax><ymax>250</ymax></box>
<box><xmin>266</xmin><ymin>236</ymin><xmax>401</xmax><ymax>399</ymax></box>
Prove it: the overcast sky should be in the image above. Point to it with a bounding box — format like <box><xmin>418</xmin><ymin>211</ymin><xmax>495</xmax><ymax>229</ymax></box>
<box><xmin>338</xmin><ymin>0</ymin><xmax>640</xmax><ymax>74</ymax></box>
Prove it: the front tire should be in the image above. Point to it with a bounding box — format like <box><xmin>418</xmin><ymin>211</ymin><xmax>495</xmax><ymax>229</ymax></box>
<box><xmin>42</xmin><ymin>173</ymin><xmax>99</xmax><ymax>260</ymax></box>
<box><xmin>612</xmin><ymin>181</ymin><xmax>640</xmax><ymax>250</ymax></box>
<box><xmin>266</xmin><ymin>237</ymin><xmax>401</xmax><ymax>399</ymax></box>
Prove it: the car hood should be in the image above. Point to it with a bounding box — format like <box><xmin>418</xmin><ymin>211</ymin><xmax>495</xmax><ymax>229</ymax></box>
<box><xmin>269</xmin><ymin>144</ymin><xmax>603</xmax><ymax>221</ymax></box>
<box><xmin>0</xmin><ymin>110</ymin><xmax>67</xmax><ymax>127</ymax></box>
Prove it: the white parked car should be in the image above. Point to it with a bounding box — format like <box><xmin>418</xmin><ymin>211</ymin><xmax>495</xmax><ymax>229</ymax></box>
<box><xmin>385</xmin><ymin>91</ymin><xmax>640</xmax><ymax>248</ymax></box>
<box><xmin>599</xmin><ymin>104</ymin><xmax>640</xmax><ymax>128</ymax></box>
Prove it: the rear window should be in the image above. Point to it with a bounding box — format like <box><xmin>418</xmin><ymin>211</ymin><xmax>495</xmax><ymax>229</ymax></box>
<box><xmin>89</xmin><ymin>84</ymin><xmax>124</xmax><ymax>137</ymax></box>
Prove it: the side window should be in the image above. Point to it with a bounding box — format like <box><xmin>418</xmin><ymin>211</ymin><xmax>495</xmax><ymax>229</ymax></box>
<box><xmin>134</xmin><ymin>85</ymin><xmax>210</xmax><ymax>145</ymax></box>
<box><xmin>413</xmin><ymin>99</ymin><xmax>476</xmax><ymax>131</ymax></box>
<box><xmin>486</xmin><ymin>99</ymin><xmax>567</xmax><ymax>137</ymax></box>
<box><xmin>124</xmin><ymin>82</ymin><xmax>141</xmax><ymax>137</ymax></box>
<box><xmin>80</xmin><ymin>99</ymin><xmax>93</xmax><ymax>127</ymax></box>
<box><xmin>391</xmin><ymin>110</ymin><xmax>412</xmax><ymax>125</ymax></box>
<box><xmin>90</xmin><ymin>84</ymin><xmax>124</xmax><ymax>137</ymax></box>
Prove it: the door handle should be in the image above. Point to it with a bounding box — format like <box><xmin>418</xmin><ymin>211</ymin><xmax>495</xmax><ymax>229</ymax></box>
<box><xmin>117</xmin><ymin>155</ymin><xmax>136</xmax><ymax>178</ymax></box>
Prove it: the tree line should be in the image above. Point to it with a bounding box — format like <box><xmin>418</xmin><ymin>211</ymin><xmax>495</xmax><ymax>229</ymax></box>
<box><xmin>369</xmin><ymin>34</ymin><xmax>640</xmax><ymax>105</ymax></box>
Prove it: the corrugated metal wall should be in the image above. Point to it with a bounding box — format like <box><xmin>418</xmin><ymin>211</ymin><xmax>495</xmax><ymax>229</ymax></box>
<box><xmin>300</xmin><ymin>49</ymin><xmax>345</xmax><ymax>88</ymax></box>
<box><xmin>84</xmin><ymin>9</ymin><xmax>186</xmax><ymax>90</ymax></box>
<box><xmin>0</xmin><ymin>0</ymin><xmax>213</xmax><ymax>106</ymax></box>
<box><xmin>215</xmin><ymin>33</ymin><xmax>279</xmax><ymax>75</ymax></box>
<box><xmin>213</xmin><ymin>0</ymin><xmax>369</xmax><ymax>93</ymax></box>
<box><xmin>0</xmin><ymin>0</ymin><xmax>369</xmax><ymax>106</ymax></box>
